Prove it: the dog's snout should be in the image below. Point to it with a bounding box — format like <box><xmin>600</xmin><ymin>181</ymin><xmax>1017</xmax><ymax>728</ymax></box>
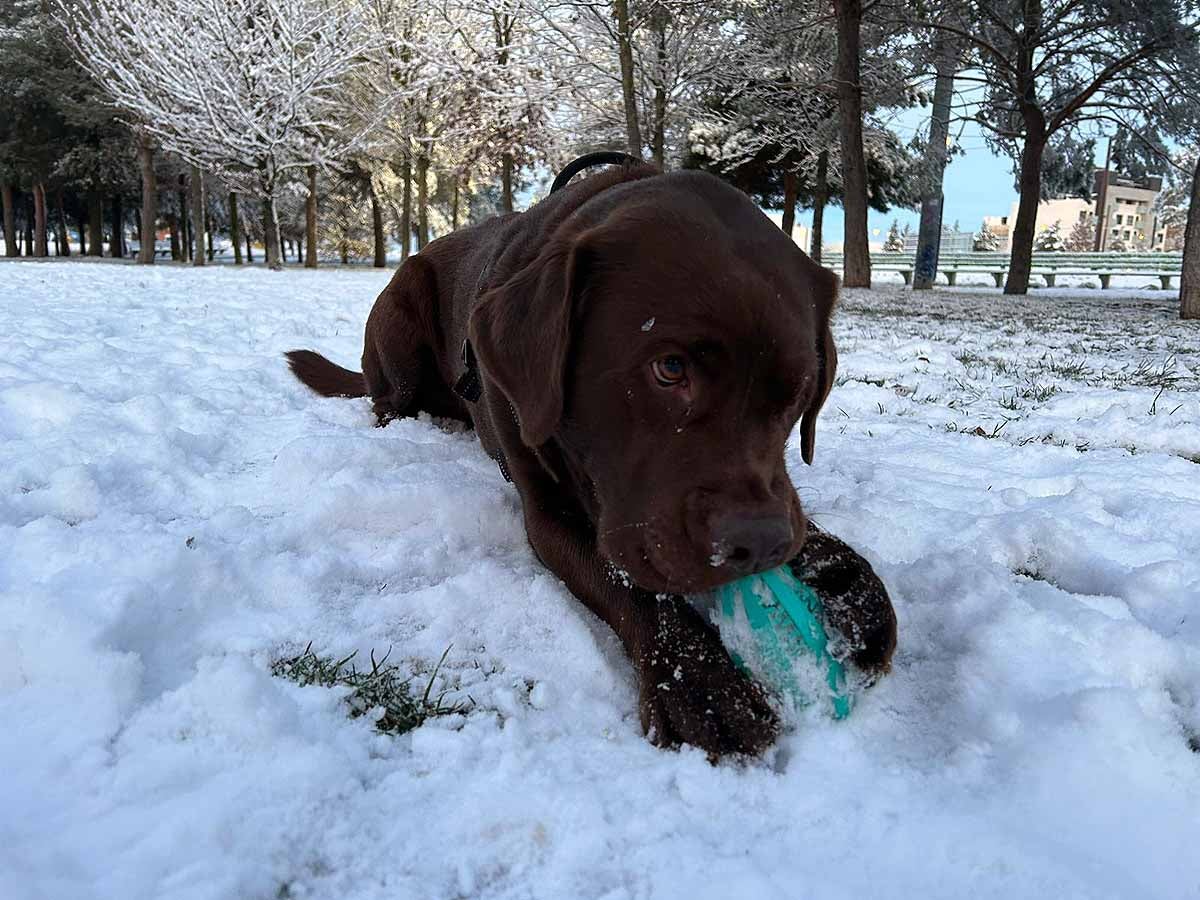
<box><xmin>713</xmin><ymin>514</ymin><xmax>793</xmax><ymax>576</ymax></box>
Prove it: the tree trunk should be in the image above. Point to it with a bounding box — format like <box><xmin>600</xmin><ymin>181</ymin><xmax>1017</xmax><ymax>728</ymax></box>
<box><xmin>811</xmin><ymin>150</ymin><xmax>829</xmax><ymax>263</ymax></box>
<box><xmin>305</xmin><ymin>165</ymin><xmax>318</xmax><ymax>268</ymax></box>
<box><xmin>501</xmin><ymin>153</ymin><xmax>514</xmax><ymax>213</ymax></box>
<box><xmin>416</xmin><ymin>152</ymin><xmax>430</xmax><ymax>250</ymax></box>
<box><xmin>23</xmin><ymin>196</ymin><xmax>33</xmax><ymax>255</ymax></box>
<box><xmin>781</xmin><ymin>171</ymin><xmax>798</xmax><ymax>237</ymax></box>
<box><xmin>228</xmin><ymin>192</ymin><xmax>242</xmax><ymax>264</ymax></box>
<box><xmin>207</xmin><ymin>214</ymin><xmax>215</xmax><ymax>260</ymax></box>
<box><xmin>613</xmin><ymin>0</ymin><xmax>643</xmax><ymax>158</ymax></box>
<box><xmin>55</xmin><ymin>191</ymin><xmax>69</xmax><ymax>257</ymax></box>
<box><xmin>167</xmin><ymin>216</ymin><xmax>180</xmax><ymax>261</ymax></box>
<box><xmin>1179</xmin><ymin>155</ymin><xmax>1200</xmax><ymax>319</ymax></box>
<box><xmin>650</xmin><ymin>5</ymin><xmax>668</xmax><ymax>167</ymax></box>
<box><xmin>76</xmin><ymin>210</ymin><xmax>88</xmax><ymax>256</ymax></box>
<box><xmin>400</xmin><ymin>156</ymin><xmax>412</xmax><ymax>261</ymax></box>
<box><xmin>87</xmin><ymin>190</ymin><xmax>104</xmax><ymax>257</ymax></box>
<box><xmin>190</xmin><ymin>166</ymin><xmax>205</xmax><ymax>266</ymax></box>
<box><xmin>370</xmin><ymin>180</ymin><xmax>386</xmax><ymax>267</ymax></box>
<box><xmin>2</xmin><ymin>183</ymin><xmax>17</xmax><ymax>257</ymax></box>
<box><xmin>1004</xmin><ymin>126</ymin><xmax>1046</xmax><ymax>295</ymax></box>
<box><xmin>178</xmin><ymin>176</ymin><xmax>191</xmax><ymax>260</ymax></box>
<box><xmin>137</xmin><ymin>137</ymin><xmax>156</xmax><ymax>264</ymax></box>
<box><xmin>263</xmin><ymin>187</ymin><xmax>283</xmax><ymax>271</ymax></box>
<box><xmin>33</xmin><ymin>183</ymin><xmax>48</xmax><ymax>257</ymax></box>
<box><xmin>913</xmin><ymin>38</ymin><xmax>955</xmax><ymax>290</ymax></box>
<box><xmin>833</xmin><ymin>0</ymin><xmax>870</xmax><ymax>288</ymax></box>
<box><xmin>451</xmin><ymin>174</ymin><xmax>461</xmax><ymax>231</ymax></box>
<box><xmin>110</xmin><ymin>193</ymin><xmax>124</xmax><ymax>258</ymax></box>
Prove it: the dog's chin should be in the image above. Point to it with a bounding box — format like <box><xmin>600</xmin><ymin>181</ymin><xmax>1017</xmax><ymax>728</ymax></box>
<box><xmin>603</xmin><ymin>541</ymin><xmax>743</xmax><ymax>596</ymax></box>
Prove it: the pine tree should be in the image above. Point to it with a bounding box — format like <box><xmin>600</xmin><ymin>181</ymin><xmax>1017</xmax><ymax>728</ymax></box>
<box><xmin>973</xmin><ymin>220</ymin><xmax>1000</xmax><ymax>251</ymax></box>
<box><xmin>883</xmin><ymin>219</ymin><xmax>904</xmax><ymax>251</ymax></box>
<box><xmin>1065</xmin><ymin>218</ymin><xmax>1095</xmax><ymax>252</ymax></box>
<box><xmin>1034</xmin><ymin>220</ymin><xmax>1066</xmax><ymax>252</ymax></box>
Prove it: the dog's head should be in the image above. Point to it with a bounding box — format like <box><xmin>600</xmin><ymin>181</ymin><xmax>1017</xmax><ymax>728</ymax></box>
<box><xmin>469</xmin><ymin>172</ymin><xmax>838</xmax><ymax>594</ymax></box>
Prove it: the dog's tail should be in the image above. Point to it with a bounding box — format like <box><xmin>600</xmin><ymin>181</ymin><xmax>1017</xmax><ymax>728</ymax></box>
<box><xmin>285</xmin><ymin>349</ymin><xmax>368</xmax><ymax>398</ymax></box>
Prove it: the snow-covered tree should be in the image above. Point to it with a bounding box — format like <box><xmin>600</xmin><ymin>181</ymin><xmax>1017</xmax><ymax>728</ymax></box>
<box><xmin>537</xmin><ymin>0</ymin><xmax>733</xmax><ymax>165</ymax></box>
<box><xmin>62</xmin><ymin>0</ymin><xmax>381</xmax><ymax>269</ymax></box>
<box><xmin>883</xmin><ymin>219</ymin><xmax>904</xmax><ymax>251</ymax></box>
<box><xmin>973</xmin><ymin>220</ymin><xmax>1000</xmax><ymax>251</ymax></box>
<box><xmin>685</xmin><ymin>0</ymin><xmax>918</xmax><ymax>261</ymax></box>
<box><xmin>1065</xmin><ymin>218</ymin><xmax>1095</xmax><ymax>252</ymax></box>
<box><xmin>1034</xmin><ymin>220</ymin><xmax>1066</xmax><ymax>252</ymax></box>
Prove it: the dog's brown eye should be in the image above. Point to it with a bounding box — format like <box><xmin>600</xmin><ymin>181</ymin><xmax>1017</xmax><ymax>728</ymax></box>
<box><xmin>652</xmin><ymin>355</ymin><xmax>687</xmax><ymax>387</ymax></box>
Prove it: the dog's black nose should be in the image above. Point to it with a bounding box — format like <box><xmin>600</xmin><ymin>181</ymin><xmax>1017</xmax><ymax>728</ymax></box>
<box><xmin>713</xmin><ymin>515</ymin><xmax>793</xmax><ymax>576</ymax></box>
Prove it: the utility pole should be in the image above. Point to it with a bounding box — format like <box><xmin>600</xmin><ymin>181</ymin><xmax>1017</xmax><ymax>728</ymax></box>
<box><xmin>1094</xmin><ymin>132</ymin><xmax>1115</xmax><ymax>252</ymax></box>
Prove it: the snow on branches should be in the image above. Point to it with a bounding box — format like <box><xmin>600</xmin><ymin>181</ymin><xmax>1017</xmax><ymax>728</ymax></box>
<box><xmin>61</xmin><ymin>0</ymin><xmax>381</xmax><ymax>267</ymax></box>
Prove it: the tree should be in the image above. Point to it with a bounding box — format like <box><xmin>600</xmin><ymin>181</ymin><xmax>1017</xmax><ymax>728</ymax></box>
<box><xmin>883</xmin><ymin>219</ymin><xmax>904</xmax><ymax>251</ymax></box>
<box><xmin>1034</xmin><ymin>220</ymin><xmax>1065</xmax><ymax>252</ymax></box>
<box><xmin>537</xmin><ymin>1</ymin><xmax>731</xmax><ymax>166</ymax></box>
<box><xmin>1097</xmin><ymin>41</ymin><xmax>1200</xmax><ymax>317</ymax></box>
<box><xmin>912</xmin><ymin>36</ymin><xmax>957</xmax><ymax>288</ymax></box>
<box><xmin>683</xmin><ymin>0</ymin><xmax>917</xmax><ymax>263</ymax></box>
<box><xmin>63</xmin><ymin>0</ymin><xmax>380</xmax><ymax>270</ymax></box>
<box><xmin>834</xmin><ymin>0</ymin><xmax>871</xmax><ymax>286</ymax></box>
<box><xmin>915</xmin><ymin>0</ymin><xmax>1198</xmax><ymax>294</ymax></box>
<box><xmin>1065</xmin><ymin>218</ymin><xmax>1095</xmax><ymax>252</ymax></box>
<box><xmin>973</xmin><ymin>220</ymin><xmax>1000</xmax><ymax>251</ymax></box>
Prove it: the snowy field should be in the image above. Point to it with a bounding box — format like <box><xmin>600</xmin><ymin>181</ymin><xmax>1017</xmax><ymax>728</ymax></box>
<box><xmin>2</xmin><ymin>259</ymin><xmax>1199</xmax><ymax>900</ymax></box>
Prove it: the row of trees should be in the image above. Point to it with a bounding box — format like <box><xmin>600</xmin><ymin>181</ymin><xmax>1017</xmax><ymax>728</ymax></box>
<box><xmin>3</xmin><ymin>0</ymin><xmax>1200</xmax><ymax>316</ymax></box>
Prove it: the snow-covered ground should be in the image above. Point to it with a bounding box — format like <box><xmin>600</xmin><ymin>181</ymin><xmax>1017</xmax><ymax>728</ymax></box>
<box><xmin>2</xmin><ymin>259</ymin><xmax>1199</xmax><ymax>900</ymax></box>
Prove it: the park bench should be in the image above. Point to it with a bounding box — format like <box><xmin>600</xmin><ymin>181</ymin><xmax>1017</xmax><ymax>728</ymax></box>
<box><xmin>820</xmin><ymin>250</ymin><xmax>1181</xmax><ymax>290</ymax></box>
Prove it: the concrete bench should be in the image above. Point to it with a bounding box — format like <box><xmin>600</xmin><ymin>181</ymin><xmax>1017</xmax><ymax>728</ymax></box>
<box><xmin>857</xmin><ymin>262</ymin><xmax>1176</xmax><ymax>290</ymax></box>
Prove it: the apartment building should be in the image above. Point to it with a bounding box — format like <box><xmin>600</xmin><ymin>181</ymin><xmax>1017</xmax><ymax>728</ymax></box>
<box><xmin>983</xmin><ymin>170</ymin><xmax>1165</xmax><ymax>251</ymax></box>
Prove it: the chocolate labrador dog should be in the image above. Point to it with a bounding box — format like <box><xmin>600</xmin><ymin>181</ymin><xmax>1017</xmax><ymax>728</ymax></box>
<box><xmin>287</xmin><ymin>158</ymin><xmax>895</xmax><ymax>757</ymax></box>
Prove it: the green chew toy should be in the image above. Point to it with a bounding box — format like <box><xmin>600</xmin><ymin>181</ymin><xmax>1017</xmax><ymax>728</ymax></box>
<box><xmin>708</xmin><ymin>564</ymin><xmax>854</xmax><ymax>719</ymax></box>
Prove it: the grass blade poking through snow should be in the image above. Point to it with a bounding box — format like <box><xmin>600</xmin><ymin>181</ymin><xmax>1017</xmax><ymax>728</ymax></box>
<box><xmin>271</xmin><ymin>644</ymin><xmax>468</xmax><ymax>735</ymax></box>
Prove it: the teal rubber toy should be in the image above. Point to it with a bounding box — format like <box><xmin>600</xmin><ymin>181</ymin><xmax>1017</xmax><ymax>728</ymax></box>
<box><xmin>711</xmin><ymin>564</ymin><xmax>853</xmax><ymax>719</ymax></box>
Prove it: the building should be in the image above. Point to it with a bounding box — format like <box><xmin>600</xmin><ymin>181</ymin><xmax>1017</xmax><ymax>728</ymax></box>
<box><xmin>1094</xmin><ymin>171</ymin><xmax>1162</xmax><ymax>251</ymax></box>
<box><xmin>983</xmin><ymin>169</ymin><xmax>1164</xmax><ymax>252</ymax></box>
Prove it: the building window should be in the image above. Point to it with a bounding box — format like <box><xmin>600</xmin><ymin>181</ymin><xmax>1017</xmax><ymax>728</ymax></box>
<box><xmin>1116</xmin><ymin>214</ymin><xmax>1123</xmax><ymax>224</ymax></box>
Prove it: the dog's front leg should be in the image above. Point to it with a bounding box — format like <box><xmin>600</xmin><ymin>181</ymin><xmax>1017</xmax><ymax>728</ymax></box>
<box><xmin>516</xmin><ymin>497</ymin><xmax>779</xmax><ymax>758</ymax></box>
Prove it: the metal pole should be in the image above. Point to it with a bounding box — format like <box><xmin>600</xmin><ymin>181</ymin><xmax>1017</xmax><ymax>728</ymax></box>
<box><xmin>1094</xmin><ymin>134</ymin><xmax>1113</xmax><ymax>252</ymax></box>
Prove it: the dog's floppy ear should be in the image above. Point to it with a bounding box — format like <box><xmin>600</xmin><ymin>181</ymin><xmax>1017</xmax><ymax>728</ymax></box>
<box><xmin>800</xmin><ymin>267</ymin><xmax>839</xmax><ymax>465</ymax></box>
<box><xmin>468</xmin><ymin>236</ymin><xmax>589</xmax><ymax>447</ymax></box>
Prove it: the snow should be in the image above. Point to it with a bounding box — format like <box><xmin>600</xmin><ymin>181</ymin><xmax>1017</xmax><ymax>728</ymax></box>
<box><xmin>2</xmin><ymin>259</ymin><xmax>1199</xmax><ymax>900</ymax></box>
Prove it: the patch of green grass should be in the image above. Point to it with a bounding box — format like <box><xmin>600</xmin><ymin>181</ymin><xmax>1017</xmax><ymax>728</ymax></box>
<box><xmin>990</xmin><ymin>357</ymin><xmax>1019</xmax><ymax>377</ymax></box>
<box><xmin>271</xmin><ymin>643</ymin><xmax>467</xmax><ymax>735</ymax></box>
<box><xmin>1037</xmin><ymin>353</ymin><xmax>1092</xmax><ymax>380</ymax></box>
<box><xmin>1018</xmin><ymin>381</ymin><xmax>1061</xmax><ymax>403</ymax></box>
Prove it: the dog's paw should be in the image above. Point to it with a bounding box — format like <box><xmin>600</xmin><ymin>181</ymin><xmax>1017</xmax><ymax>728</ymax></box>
<box><xmin>636</xmin><ymin>599</ymin><xmax>779</xmax><ymax>759</ymax></box>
